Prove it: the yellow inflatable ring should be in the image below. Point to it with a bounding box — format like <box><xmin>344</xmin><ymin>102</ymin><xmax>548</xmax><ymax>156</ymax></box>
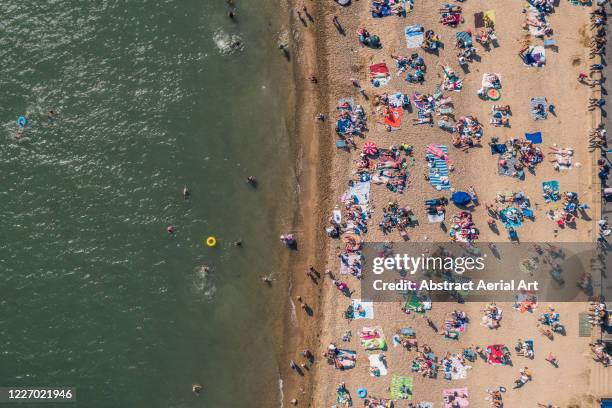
<box><xmin>206</xmin><ymin>236</ymin><xmax>217</xmax><ymax>247</ymax></box>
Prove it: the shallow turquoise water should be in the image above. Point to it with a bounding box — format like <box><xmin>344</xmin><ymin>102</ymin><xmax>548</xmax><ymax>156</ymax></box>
<box><xmin>0</xmin><ymin>1</ymin><xmax>294</xmax><ymax>406</ymax></box>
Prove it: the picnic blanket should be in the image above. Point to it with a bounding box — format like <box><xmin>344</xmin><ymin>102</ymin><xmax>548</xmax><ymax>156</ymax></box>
<box><xmin>370</xmin><ymin>63</ymin><xmax>391</xmax><ymax>87</ymax></box>
<box><xmin>350</xmin><ymin>299</ymin><xmax>374</xmax><ymax>319</ymax></box>
<box><xmin>553</xmin><ymin>147</ymin><xmax>573</xmax><ymax>170</ymax></box>
<box><xmin>340</xmin><ymin>252</ymin><xmax>362</xmax><ymax>275</ymax></box>
<box><xmin>445</xmin><ymin>355</ymin><xmax>471</xmax><ymax>380</ymax></box>
<box><xmin>390</xmin><ymin>376</ymin><xmax>413</xmax><ymax>400</ymax></box>
<box><xmin>456</xmin><ymin>31</ymin><xmax>472</xmax><ymax>48</ymax></box>
<box><xmin>427</xmin><ymin>144</ymin><xmax>451</xmax><ymax>190</ymax></box>
<box><xmin>369</xmin><ymin>354</ymin><xmax>388</xmax><ymax>376</ymax></box>
<box><xmin>360</xmin><ymin>327</ymin><xmax>387</xmax><ymax>350</ymax></box>
<box><xmin>344</xmin><ymin>181</ymin><xmax>371</xmax><ymax>205</ymax></box>
<box><xmin>522</xmin><ymin>46</ymin><xmax>546</xmax><ymax>67</ymax></box>
<box><xmin>530</xmin><ymin>97</ymin><xmax>548</xmax><ymax>120</ymax></box>
<box><xmin>405</xmin><ymin>25</ymin><xmax>425</xmax><ymax>49</ymax></box>
<box><xmin>498</xmin><ymin>154</ymin><xmax>524</xmax><ymax>179</ymax></box>
<box><xmin>443</xmin><ymin>388</ymin><xmax>469</xmax><ymax>408</ymax></box>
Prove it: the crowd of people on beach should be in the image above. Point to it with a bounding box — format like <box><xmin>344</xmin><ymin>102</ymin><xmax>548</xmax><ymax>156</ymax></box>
<box><xmin>277</xmin><ymin>0</ymin><xmax>612</xmax><ymax>406</ymax></box>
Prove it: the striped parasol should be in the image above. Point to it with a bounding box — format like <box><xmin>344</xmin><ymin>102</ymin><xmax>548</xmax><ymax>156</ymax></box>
<box><xmin>362</xmin><ymin>141</ymin><xmax>378</xmax><ymax>155</ymax></box>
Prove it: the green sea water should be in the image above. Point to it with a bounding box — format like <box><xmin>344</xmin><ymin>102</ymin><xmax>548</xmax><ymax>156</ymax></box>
<box><xmin>0</xmin><ymin>1</ymin><xmax>295</xmax><ymax>407</ymax></box>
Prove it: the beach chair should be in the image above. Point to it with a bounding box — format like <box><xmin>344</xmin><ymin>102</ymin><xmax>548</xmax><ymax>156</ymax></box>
<box><xmin>543</xmin><ymin>38</ymin><xmax>557</xmax><ymax>48</ymax></box>
<box><xmin>408</xmin><ymin>214</ymin><xmax>418</xmax><ymax>226</ymax></box>
<box><xmin>508</xmin><ymin>229</ymin><xmax>518</xmax><ymax>241</ymax></box>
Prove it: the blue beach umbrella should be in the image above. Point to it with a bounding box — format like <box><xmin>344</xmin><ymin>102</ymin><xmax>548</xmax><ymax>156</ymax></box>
<box><xmin>451</xmin><ymin>191</ymin><xmax>471</xmax><ymax>206</ymax></box>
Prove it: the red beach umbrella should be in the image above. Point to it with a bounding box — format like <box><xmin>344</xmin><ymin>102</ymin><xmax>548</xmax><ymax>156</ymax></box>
<box><xmin>363</xmin><ymin>141</ymin><xmax>378</xmax><ymax>155</ymax></box>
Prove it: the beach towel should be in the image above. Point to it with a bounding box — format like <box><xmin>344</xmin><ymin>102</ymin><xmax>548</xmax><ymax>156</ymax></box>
<box><xmin>388</xmin><ymin>92</ymin><xmax>407</xmax><ymax>108</ymax></box>
<box><xmin>404</xmin><ymin>293</ymin><xmax>432</xmax><ymax>311</ymax></box>
<box><xmin>443</xmin><ymin>388</ymin><xmax>469</xmax><ymax>408</ymax></box>
<box><xmin>490</xmin><ymin>143</ymin><xmax>507</xmax><ymax>155</ymax></box>
<box><xmin>383</xmin><ymin>107</ymin><xmax>403</xmax><ymax>128</ymax></box>
<box><xmin>486</xmin><ymin>345</ymin><xmax>504</xmax><ymax>365</ymax></box>
<box><xmin>542</xmin><ymin>180</ymin><xmax>560</xmax><ymax>202</ymax></box>
<box><xmin>344</xmin><ymin>181</ymin><xmax>371</xmax><ymax>205</ymax></box>
<box><xmin>427</xmin><ymin>212</ymin><xmax>445</xmax><ymax>223</ymax></box>
<box><xmin>340</xmin><ymin>252</ymin><xmax>362</xmax><ymax>275</ymax></box>
<box><xmin>446</xmin><ymin>355</ymin><xmax>471</xmax><ymax>380</ymax></box>
<box><xmin>368</xmin><ymin>354</ymin><xmax>388</xmax><ymax>376</ymax></box>
<box><xmin>456</xmin><ymin>31</ymin><xmax>472</xmax><ymax>48</ymax></box>
<box><xmin>569</xmin><ymin>0</ymin><xmax>592</xmax><ymax>5</ymax></box>
<box><xmin>405</xmin><ymin>25</ymin><xmax>424</xmax><ymax>49</ymax></box>
<box><xmin>390</xmin><ymin>376</ymin><xmax>413</xmax><ymax>400</ymax></box>
<box><xmin>484</xmin><ymin>10</ymin><xmax>495</xmax><ymax>27</ymax></box>
<box><xmin>514</xmin><ymin>291</ymin><xmax>538</xmax><ymax>313</ymax></box>
<box><xmin>530</xmin><ymin>97</ymin><xmax>548</xmax><ymax>120</ymax></box>
<box><xmin>579</xmin><ymin>312</ymin><xmax>592</xmax><ymax>337</ymax></box>
<box><xmin>482</xmin><ymin>73</ymin><xmax>501</xmax><ymax>89</ymax></box>
<box><xmin>523</xmin><ymin>46</ymin><xmax>546</xmax><ymax>67</ymax></box>
<box><xmin>360</xmin><ymin>327</ymin><xmax>386</xmax><ymax>350</ymax></box>
<box><xmin>351</xmin><ymin>299</ymin><xmax>374</xmax><ymax>319</ymax></box>
<box><xmin>427</xmin><ymin>144</ymin><xmax>451</xmax><ymax>190</ymax></box>
<box><xmin>500</xmin><ymin>207</ymin><xmax>523</xmax><ymax>229</ymax></box>
<box><xmin>497</xmin><ymin>155</ymin><xmax>523</xmax><ymax>179</ymax></box>
<box><xmin>332</xmin><ymin>208</ymin><xmax>342</xmax><ymax>224</ymax></box>
<box><xmin>474</xmin><ymin>12</ymin><xmax>484</xmax><ymax>28</ymax></box>
<box><xmin>370</xmin><ymin>63</ymin><xmax>391</xmax><ymax>87</ymax></box>
<box><xmin>336</xmin><ymin>349</ymin><xmax>357</xmax><ymax>369</ymax></box>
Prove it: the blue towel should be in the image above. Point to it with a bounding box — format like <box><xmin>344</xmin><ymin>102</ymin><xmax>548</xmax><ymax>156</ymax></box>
<box><xmin>525</xmin><ymin>132</ymin><xmax>542</xmax><ymax>144</ymax></box>
<box><xmin>490</xmin><ymin>143</ymin><xmax>507</xmax><ymax>155</ymax></box>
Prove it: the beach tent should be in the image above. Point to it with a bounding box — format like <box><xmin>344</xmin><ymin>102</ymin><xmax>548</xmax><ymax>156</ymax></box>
<box><xmin>451</xmin><ymin>191</ymin><xmax>472</xmax><ymax>206</ymax></box>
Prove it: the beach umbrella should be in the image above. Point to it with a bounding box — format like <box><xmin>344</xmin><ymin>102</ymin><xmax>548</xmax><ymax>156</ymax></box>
<box><xmin>362</xmin><ymin>141</ymin><xmax>378</xmax><ymax>155</ymax></box>
<box><xmin>487</xmin><ymin>88</ymin><xmax>501</xmax><ymax>101</ymax></box>
<box><xmin>451</xmin><ymin>191</ymin><xmax>472</xmax><ymax>206</ymax></box>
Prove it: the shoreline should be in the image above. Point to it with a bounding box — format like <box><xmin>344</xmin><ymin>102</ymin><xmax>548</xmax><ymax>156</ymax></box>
<box><xmin>278</xmin><ymin>0</ymin><xmax>334</xmax><ymax>406</ymax></box>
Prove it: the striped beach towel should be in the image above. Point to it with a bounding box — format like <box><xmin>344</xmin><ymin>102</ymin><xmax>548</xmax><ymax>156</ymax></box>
<box><xmin>427</xmin><ymin>145</ymin><xmax>451</xmax><ymax>190</ymax></box>
<box><xmin>404</xmin><ymin>25</ymin><xmax>424</xmax><ymax>49</ymax></box>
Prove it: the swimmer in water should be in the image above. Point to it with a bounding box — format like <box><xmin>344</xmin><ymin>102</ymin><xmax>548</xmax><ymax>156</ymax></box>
<box><xmin>230</xmin><ymin>40</ymin><xmax>242</xmax><ymax>50</ymax></box>
<box><xmin>192</xmin><ymin>384</ymin><xmax>202</xmax><ymax>395</ymax></box>
<box><xmin>167</xmin><ymin>225</ymin><xmax>175</xmax><ymax>235</ymax></box>
<box><xmin>182</xmin><ymin>185</ymin><xmax>190</xmax><ymax>200</ymax></box>
<box><xmin>262</xmin><ymin>275</ymin><xmax>273</xmax><ymax>284</ymax></box>
<box><xmin>200</xmin><ymin>265</ymin><xmax>209</xmax><ymax>274</ymax></box>
<box><xmin>228</xmin><ymin>8</ymin><xmax>236</xmax><ymax>19</ymax></box>
<box><xmin>233</xmin><ymin>240</ymin><xmax>243</xmax><ymax>247</ymax></box>
<box><xmin>247</xmin><ymin>176</ymin><xmax>257</xmax><ymax>187</ymax></box>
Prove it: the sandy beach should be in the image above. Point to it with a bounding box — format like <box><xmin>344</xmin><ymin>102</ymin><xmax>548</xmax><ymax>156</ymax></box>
<box><xmin>281</xmin><ymin>0</ymin><xmax>610</xmax><ymax>407</ymax></box>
